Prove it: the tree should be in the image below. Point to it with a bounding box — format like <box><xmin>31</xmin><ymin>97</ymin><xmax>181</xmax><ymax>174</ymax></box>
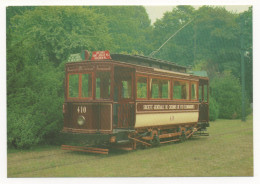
<box><xmin>8</xmin><ymin>7</ymin><xmax>113</xmax><ymax>66</ymax></box>
<box><xmin>7</xmin><ymin>6</ymin><xmax>113</xmax><ymax>148</ymax></box>
<box><xmin>92</xmin><ymin>6</ymin><xmax>153</xmax><ymax>55</ymax></box>
<box><xmin>194</xmin><ymin>6</ymin><xmax>240</xmax><ymax>65</ymax></box>
<box><xmin>154</xmin><ymin>5</ymin><xmax>252</xmax><ymax>105</ymax></box>
<box><xmin>152</xmin><ymin>5</ymin><xmax>196</xmax><ymax>66</ymax></box>
<box><xmin>194</xmin><ymin>6</ymin><xmax>252</xmax><ymax>102</ymax></box>
<box><xmin>238</xmin><ymin>7</ymin><xmax>253</xmax><ymax>102</ymax></box>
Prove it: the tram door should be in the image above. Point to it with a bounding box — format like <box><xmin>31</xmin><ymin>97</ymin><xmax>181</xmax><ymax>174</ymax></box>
<box><xmin>198</xmin><ymin>79</ymin><xmax>209</xmax><ymax>122</ymax></box>
<box><xmin>114</xmin><ymin>67</ymin><xmax>135</xmax><ymax>129</ymax></box>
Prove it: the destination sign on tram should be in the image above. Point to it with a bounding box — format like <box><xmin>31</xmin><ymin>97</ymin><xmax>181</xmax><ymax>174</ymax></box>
<box><xmin>91</xmin><ymin>50</ymin><xmax>112</xmax><ymax>60</ymax></box>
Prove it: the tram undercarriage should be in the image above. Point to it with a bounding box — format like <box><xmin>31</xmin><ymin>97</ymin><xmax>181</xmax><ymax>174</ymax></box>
<box><xmin>61</xmin><ymin>122</ymin><xmax>205</xmax><ymax>154</ymax></box>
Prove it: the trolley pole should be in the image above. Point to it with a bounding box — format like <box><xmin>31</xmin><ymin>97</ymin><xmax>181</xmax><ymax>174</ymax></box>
<box><xmin>240</xmin><ymin>15</ymin><xmax>246</xmax><ymax>122</ymax></box>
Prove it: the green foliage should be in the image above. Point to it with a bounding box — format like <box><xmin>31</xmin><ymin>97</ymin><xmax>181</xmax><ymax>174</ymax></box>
<box><xmin>7</xmin><ymin>64</ymin><xmax>64</xmax><ymax>148</ymax></box>
<box><xmin>93</xmin><ymin>6</ymin><xmax>153</xmax><ymax>55</ymax></box>
<box><xmin>209</xmin><ymin>97</ymin><xmax>219</xmax><ymax>121</ymax></box>
<box><xmin>152</xmin><ymin>5</ymin><xmax>195</xmax><ymax>65</ymax></box>
<box><xmin>152</xmin><ymin>6</ymin><xmax>252</xmax><ymax>102</ymax></box>
<box><xmin>210</xmin><ymin>71</ymin><xmax>251</xmax><ymax>119</ymax></box>
<box><xmin>8</xmin><ymin>7</ymin><xmax>113</xmax><ymax>66</ymax></box>
<box><xmin>7</xmin><ymin>6</ymin><xmax>113</xmax><ymax>148</ymax></box>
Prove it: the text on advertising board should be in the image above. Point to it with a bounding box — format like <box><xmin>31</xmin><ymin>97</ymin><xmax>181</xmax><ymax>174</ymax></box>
<box><xmin>136</xmin><ymin>103</ymin><xmax>198</xmax><ymax>112</ymax></box>
<box><xmin>91</xmin><ymin>50</ymin><xmax>112</xmax><ymax>60</ymax></box>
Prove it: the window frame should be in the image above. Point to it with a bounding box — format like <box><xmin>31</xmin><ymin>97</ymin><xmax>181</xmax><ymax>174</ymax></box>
<box><xmin>81</xmin><ymin>72</ymin><xmax>94</xmax><ymax>100</ymax></box>
<box><xmin>149</xmin><ymin>76</ymin><xmax>171</xmax><ymax>100</ymax></box>
<box><xmin>67</xmin><ymin>72</ymin><xmax>94</xmax><ymax>100</ymax></box>
<box><xmin>190</xmin><ymin>81</ymin><xmax>199</xmax><ymax>101</ymax></box>
<box><xmin>95</xmin><ymin>70</ymin><xmax>112</xmax><ymax>100</ymax></box>
<box><xmin>67</xmin><ymin>73</ymin><xmax>80</xmax><ymax>99</ymax></box>
<box><xmin>203</xmin><ymin>84</ymin><xmax>208</xmax><ymax>102</ymax></box>
<box><xmin>136</xmin><ymin>74</ymin><xmax>149</xmax><ymax>100</ymax></box>
<box><xmin>199</xmin><ymin>85</ymin><xmax>203</xmax><ymax>102</ymax></box>
<box><xmin>117</xmin><ymin>71</ymin><xmax>134</xmax><ymax>101</ymax></box>
<box><xmin>120</xmin><ymin>78</ymin><xmax>133</xmax><ymax>100</ymax></box>
<box><xmin>172</xmin><ymin>79</ymin><xmax>190</xmax><ymax>101</ymax></box>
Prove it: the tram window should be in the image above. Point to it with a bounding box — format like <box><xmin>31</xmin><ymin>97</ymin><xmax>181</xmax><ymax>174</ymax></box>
<box><xmin>68</xmin><ymin>74</ymin><xmax>79</xmax><ymax>98</ymax></box>
<box><xmin>162</xmin><ymin>81</ymin><xmax>170</xmax><ymax>99</ymax></box>
<box><xmin>199</xmin><ymin>85</ymin><xmax>203</xmax><ymax>102</ymax></box>
<box><xmin>173</xmin><ymin>80</ymin><xmax>189</xmax><ymax>100</ymax></box>
<box><xmin>137</xmin><ymin>76</ymin><xmax>147</xmax><ymax>99</ymax></box>
<box><xmin>82</xmin><ymin>74</ymin><xmax>92</xmax><ymax>98</ymax></box>
<box><xmin>96</xmin><ymin>72</ymin><xmax>111</xmax><ymax>99</ymax></box>
<box><xmin>122</xmin><ymin>79</ymin><xmax>132</xmax><ymax>99</ymax></box>
<box><xmin>204</xmin><ymin>85</ymin><xmax>208</xmax><ymax>102</ymax></box>
<box><xmin>191</xmin><ymin>82</ymin><xmax>197</xmax><ymax>100</ymax></box>
<box><xmin>150</xmin><ymin>78</ymin><xmax>170</xmax><ymax>99</ymax></box>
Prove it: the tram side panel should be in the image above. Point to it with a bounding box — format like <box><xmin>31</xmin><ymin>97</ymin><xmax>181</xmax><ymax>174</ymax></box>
<box><xmin>135</xmin><ymin>102</ymin><xmax>199</xmax><ymax>129</ymax></box>
<box><xmin>63</xmin><ymin>102</ymin><xmax>113</xmax><ymax>134</ymax></box>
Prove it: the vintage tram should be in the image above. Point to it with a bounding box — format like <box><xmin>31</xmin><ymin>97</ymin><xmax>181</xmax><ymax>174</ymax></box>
<box><xmin>61</xmin><ymin>51</ymin><xmax>209</xmax><ymax>154</ymax></box>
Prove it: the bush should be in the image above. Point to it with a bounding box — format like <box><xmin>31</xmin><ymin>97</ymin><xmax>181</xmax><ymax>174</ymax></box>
<box><xmin>209</xmin><ymin>97</ymin><xmax>219</xmax><ymax>121</ymax></box>
<box><xmin>7</xmin><ymin>64</ymin><xmax>64</xmax><ymax>148</ymax></box>
<box><xmin>210</xmin><ymin>71</ymin><xmax>251</xmax><ymax>119</ymax></box>
<box><xmin>8</xmin><ymin>112</ymin><xmax>39</xmax><ymax>148</ymax></box>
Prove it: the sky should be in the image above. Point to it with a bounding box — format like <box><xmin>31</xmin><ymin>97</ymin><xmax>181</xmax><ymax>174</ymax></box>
<box><xmin>145</xmin><ymin>5</ymin><xmax>251</xmax><ymax>24</ymax></box>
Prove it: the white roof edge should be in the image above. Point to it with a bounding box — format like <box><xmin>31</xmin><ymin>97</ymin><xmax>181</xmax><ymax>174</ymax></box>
<box><xmin>153</xmin><ymin>68</ymin><xmax>190</xmax><ymax>76</ymax></box>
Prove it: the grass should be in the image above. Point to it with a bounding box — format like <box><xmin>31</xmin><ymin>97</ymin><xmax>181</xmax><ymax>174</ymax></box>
<box><xmin>7</xmin><ymin>115</ymin><xmax>253</xmax><ymax>177</ymax></box>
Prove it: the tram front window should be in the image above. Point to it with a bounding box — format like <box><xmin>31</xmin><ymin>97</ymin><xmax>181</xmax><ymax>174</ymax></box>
<box><xmin>204</xmin><ymin>85</ymin><xmax>208</xmax><ymax>102</ymax></box>
<box><xmin>122</xmin><ymin>79</ymin><xmax>132</xmax><ymax>99</ymax></box>
<box><xmin>68</xmin><ymin>74</ymin><xmax>79</xmax><ymax>98</ymax></box>
<box><xmin>96</xmin><ymin>71</ymin><xmax>111</xmax><ymax>99</ymax></box>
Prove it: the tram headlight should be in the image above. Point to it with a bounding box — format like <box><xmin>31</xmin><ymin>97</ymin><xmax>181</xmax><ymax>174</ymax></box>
<box><xmin>77</xmin><ymin>116</ymin><xmax>86</xmax><ymax>126</ymax></box>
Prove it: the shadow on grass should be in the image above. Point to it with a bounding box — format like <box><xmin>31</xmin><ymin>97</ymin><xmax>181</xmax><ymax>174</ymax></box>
<box><xmin>188</xmin><ymin>136</ymin><xmax>209</xmax><ymax>141</ymax></box>
<box><xmin>62</xmin><ymin>146</ymin><xmax>132</xmax><ymax>158</ymax></box>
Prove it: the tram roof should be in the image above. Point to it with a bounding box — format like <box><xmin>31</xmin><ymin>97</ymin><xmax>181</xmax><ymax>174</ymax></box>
<box><xmin>188</xmin><ymin>71</ymin><xmax>208</xmax><ymax>77</ymax></box>
<box><xmin>110</xmin><ymin>54</ymin><xmax>187</xmax><ymax>73</ymax></box>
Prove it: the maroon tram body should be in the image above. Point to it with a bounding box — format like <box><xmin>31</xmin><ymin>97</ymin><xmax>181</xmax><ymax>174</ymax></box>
<box><xmin>61</xmin><ymin>51</ymin><xmax>209</xmax><ymax>154</ymax></box>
